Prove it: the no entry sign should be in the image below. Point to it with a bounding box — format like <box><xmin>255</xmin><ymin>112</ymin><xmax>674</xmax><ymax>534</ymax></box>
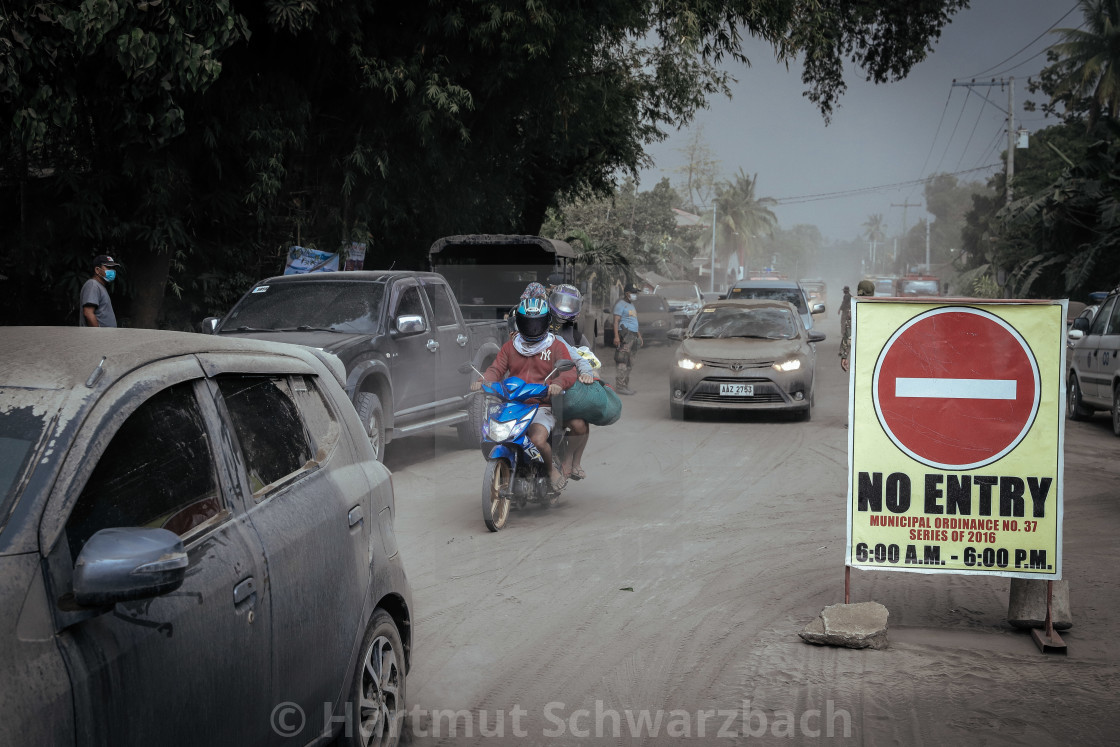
<box><xmin>847</xmin><ymin>300</ymin><xmax>1065</xmax><ymax>580</ymax></box>
<box><xmin>873</xmin><ymin>307</ymin><xmax>1040</xmax><ymax>470</ymax></box>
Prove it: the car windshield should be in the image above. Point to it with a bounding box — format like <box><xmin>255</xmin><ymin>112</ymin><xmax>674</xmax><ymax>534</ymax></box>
<box><xmin>633</xmin><ymin>295</ymin><xmax>667</xmax><ymax>312</ymax></box>
<box><xmin>898</xmin><ymin>280</ymin><xmax>938</xmax><ymax>295</ymax></box>
<box><xmin>655</xmin><ymin>283</ymin><xmax>698</xmax><ymax>300</ymax></box>
<box><xmin>219</xmin><ymin>281</ymin><xmax>387</xmax><ymax>334</ymax></box>
<box><xmin>728</xmin><ymin>286</ymin><xmax>807</xmax><ymax>313</ymax></box>
<box><xmin>0</xmin><ymin>388</ymin><xmax>63</xmax><ymax>534</ymax></box>
<box><xmin>690</xmin><ymin>306</ymin><xmax>797</xmax><ymax>339</ymax></box>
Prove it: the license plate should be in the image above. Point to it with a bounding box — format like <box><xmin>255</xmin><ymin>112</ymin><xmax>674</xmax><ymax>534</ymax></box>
<box><xmin>720</xmin><ymin>383</ymin><xmax>753</xmax><ymax>396</ymax></box>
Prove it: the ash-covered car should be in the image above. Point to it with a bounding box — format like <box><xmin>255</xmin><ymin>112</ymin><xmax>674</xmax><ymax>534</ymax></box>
<box><xmin>667</xmin><ymin>299</ymin><xmax>825</xmax><ymax>420</ymax></box>
<box><xmin>0</xmin><ymin>328</ymin><xmax>412</xmax><ymax>746</ymax></box>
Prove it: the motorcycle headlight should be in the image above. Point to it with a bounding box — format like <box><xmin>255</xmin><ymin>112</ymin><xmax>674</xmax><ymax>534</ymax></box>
<box><xmin>487</xmin><ymin>418</ymin><xmax>519</xmax><ymax>441</ymax></box>
<box><xmin>677</xmin><ymin>357</ymin><xmax>703</xmax><ymax>370</ymax></box>
<box><xmin>772</xmin><ymin>358</ymin><xmax>801</xmax><ymax>372</ymax></box>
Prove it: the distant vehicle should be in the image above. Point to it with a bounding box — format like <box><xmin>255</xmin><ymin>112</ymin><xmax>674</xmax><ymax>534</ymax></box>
<box><xmin>895</xmin><ymin>275</ymin><xmax>940</xmax><ymax>296</ymax></box>
<box><xmin>799</xmin><ymin>278</ymin><xmax>827</xmax><ymax>305</ymax></box>
<box><xmin>631</xmin><ymin>293</ymin><xmax>677</xmax><ymax>342</ymax></box>
<box><xmin>726</xmin><ymin>279</ymin><xmax>826</xmax><ymax>331</ymax></box>
<box><xmin>873</xmin><ymin>277</ymin><xmax>897</xmax><ymax>297</ymax></box>
<box><xmin>666</xmin><ymin>299</ymin><xmax>825</xmax><ymax>420</ymax></box>
<box><xmin>0</xmin><ymin>328</ymin><xmax>413</xmax><ymax>746</ymax></box>
<box><xmin>653</xmin><ymin>280</ymin><xmax>704</xmax><ymax>326</ymax></box>
<box><xmin>1067</xmin><ymin>287</ymin><xmax>1120</xmax><ymax>434</ymax></box>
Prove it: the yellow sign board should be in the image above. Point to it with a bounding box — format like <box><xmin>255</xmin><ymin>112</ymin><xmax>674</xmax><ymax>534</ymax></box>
<box><xmin>846</xmin><ymin>300</ymin><xmax>1065</xmax><ymax>579</ymax></box>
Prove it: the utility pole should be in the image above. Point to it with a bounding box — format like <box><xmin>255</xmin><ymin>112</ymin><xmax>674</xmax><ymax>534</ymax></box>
<box><xmin>925</xmin><ymin>220</ymin><xmax>931</xmax><ymax>272</ymax></box>
<box><xmin>709</xmin><ymin>202</ymin><xmax>717</xmax><ymax>293</ymax></box>
<box><xmin>891</xmin><ymin>201</ymin><xmax>922</xmax><ymax>273</ymax></box>
<box><xmin>952</xmin><ymin>78</ymin><xmax>1015</xmax><ymax>205</ymax></box>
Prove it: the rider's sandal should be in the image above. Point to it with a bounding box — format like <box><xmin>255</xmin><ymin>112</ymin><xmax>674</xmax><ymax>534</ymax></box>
<box><xmin>550</xmin><ymin>473</ymin><xmax>568</xmax><ymax>492</ymax></box>
<box><xmin>569</xmin><ymin>467</ymin><xmax>586</xmax><ymax>481</ymax></box>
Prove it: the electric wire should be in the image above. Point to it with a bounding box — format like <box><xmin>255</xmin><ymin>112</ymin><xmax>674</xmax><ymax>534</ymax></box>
<box><xmin>932</xmin><ymin>87</ymin><xmax>974</xmax><ymax>176</ymax></box>
<box><xmin>962</xmin><ymin>2</ymin><xmax>1081</xmax><ymax>79</ymax></box>
<box><xmin>955</xmin><ymin>89</ymin><xmax>992</xmax><ymax>171</ymax></box>
<box><xmin>772</xmin><ymin>165</ymin><xmax>1000</xmax><ymax>206</ymax></box>
<box><xmin>906</xmin><ymin>86</ymin><xmax>957</xmax><ymax>202</ymax></box>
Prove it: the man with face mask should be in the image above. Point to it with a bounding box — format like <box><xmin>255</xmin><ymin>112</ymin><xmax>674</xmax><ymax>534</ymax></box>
<box><xmin>79</xmin><ymin>254</ymin><xmax>121</xmax><ymax>327</ymax></box>
<box><xmin>612</xmin><ymin>283</ymin><xmax>643</xmax><ymax>395</ymax></box>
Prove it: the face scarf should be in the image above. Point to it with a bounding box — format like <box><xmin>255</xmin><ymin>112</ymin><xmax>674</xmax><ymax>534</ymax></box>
<box><xmin>512</xmin><ymin>332</ymin><xmax>555</xmax><ymax>357</ymax></box>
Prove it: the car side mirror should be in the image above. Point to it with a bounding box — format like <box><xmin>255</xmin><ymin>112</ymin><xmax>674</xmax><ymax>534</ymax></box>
<box><xmin>811</xmin><ymin>303</ymin><xmax>826</xmax><ymax>315</ymax></box>
<box><xmin>73</xmin><ymin>528</ymin><xmax>188</xmax><ymax>607</ymax></box>
<box><xmin>808</xmin><ymin>331</ymin><xmax>826</xmax><ymax>343</ymax></box>
<box><xmin>1071</xmin><ymin>317</ymin><xmax>1091</xmax><ymax>333</ymax></box>
<box><xmin>200</xmin><ymin>317</ymin><xmax>220</xmax><ymax>334</ymax></box>
<box><xmin>393</xmin><ymin>314</ymin><xmax>426</xmax><ymax>336</ymax></box>
<box><xmin>667</xmin><ymin>328</ymin><xmax>686</xmax><ymax>341</ymax></box>
<box><xmin>1067</xmin><ymin>329</ymin><xmax>1084</xmax><ymax>341</ymax></box>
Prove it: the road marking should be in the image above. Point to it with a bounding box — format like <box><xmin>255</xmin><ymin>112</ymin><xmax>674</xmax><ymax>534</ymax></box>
<box><xmin>895</xmin><ymin>377</ymin><xmax>1017</xmax><ymax>400</ymax></box>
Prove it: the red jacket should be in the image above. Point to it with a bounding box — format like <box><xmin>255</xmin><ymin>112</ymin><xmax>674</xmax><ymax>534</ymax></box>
<box><xmin>484</xmin><ymin>337</ymin><xmax>578</xmax><ymax>401</ymax></box>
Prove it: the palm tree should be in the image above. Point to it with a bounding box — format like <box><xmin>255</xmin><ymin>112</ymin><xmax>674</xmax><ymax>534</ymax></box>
<box><xmin>863</xmin><ymin>213</ymin><xmax>887</xmax><ymax>272</ymax></box>
<box><xmin>1049</xmin><ymin>0</ymin><xmax>1120</xmax><ymax>128</ymax></box>
<box><xmin>713</xmin><ymin>169</ymin><xmax>778</xmax><ymax>278</ymax></box>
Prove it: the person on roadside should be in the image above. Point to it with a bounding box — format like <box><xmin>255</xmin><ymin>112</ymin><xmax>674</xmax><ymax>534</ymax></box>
<box><xmin>548</xmin><ymin>283</ymin><xmax>596</xmax><ymax>481</ymax></box>
<box><xmin>79</xmin><ymin>254</ymin><xmax>121</xmax><ymax>327</ymax></box>
<box><xmin>840</xmin><ymin>280</ymin><xmax>875</xmax><ymax>372</ymax></box>
<box><xmin>612</xmin><ymin>283</ymin><xmax>643</xmax><ymax>395</ymax></box>
<box><xmin>473</xmin><ymin>297</ymin><xmax>579</xmax><ymax>492</ymax></box>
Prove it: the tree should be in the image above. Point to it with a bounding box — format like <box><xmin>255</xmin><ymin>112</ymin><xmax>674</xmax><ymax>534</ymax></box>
<box><xmin>1</xmin><ymin>0</ymin><xmax>972</xmax><ymax>327</ymax></box>
<box><xmin>714</xmin><ymin>170</ymin><xmax>778</xmax><ymax>277</ymax></box>
<box><xmin>1047</xmin><ymin>0</ymin><xmax>1120</xmax><ymax>129</ymax></box>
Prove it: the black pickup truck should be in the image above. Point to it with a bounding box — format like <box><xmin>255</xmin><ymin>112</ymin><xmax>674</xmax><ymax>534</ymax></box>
<box><xmin>207</xmin><ymin>270</ymin><xmax>506</xmax><ymax>461</ymax></box>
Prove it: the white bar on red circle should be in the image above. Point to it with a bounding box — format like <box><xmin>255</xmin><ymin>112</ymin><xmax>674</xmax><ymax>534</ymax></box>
<box><xmin>895</xmin><ymin>377</ymin><xmax>1017</xmax><ymax>400</ymax></box>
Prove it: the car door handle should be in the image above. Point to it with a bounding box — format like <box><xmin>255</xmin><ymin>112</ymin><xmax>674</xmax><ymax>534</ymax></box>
<box><xmin>457</xmin><ymin>334</ymin><xmax>469</xmax><ymax>346</ymax></box>
<box><xmin>348</xmin><ymin>505</ymin><xmax>364</xmax><ymax>528</ymax></box>
<box><xmin>427</xmin><ymin>339</ymin><xmax>439</xmax><ymax>352</ymax></box>
<box><xmin>233</xmin><ymin>576</ymin><xmax>256</xmax><ymax>606</ymax></box>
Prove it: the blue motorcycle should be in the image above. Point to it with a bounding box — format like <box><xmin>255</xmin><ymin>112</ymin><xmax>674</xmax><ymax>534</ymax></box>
<box><xmin>467</xmin><ymin>360</ymin><xmax>574</xmax><ymax>531</ymax></box>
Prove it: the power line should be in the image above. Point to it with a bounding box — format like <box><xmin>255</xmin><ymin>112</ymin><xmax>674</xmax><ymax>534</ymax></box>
<box><xmin>932</xmin><ymin>87</ymin><xmax>973</xmax><ymax>176</ymax></box>
<box><xmin>907</xmin><ymin>86</ymin><xmax>957</xmax><ymax>202</ymax></box>
<box><xmin>962</xmin><ymin>2</ymin><xmax>1081</xmax><ymax>79</ymax></box>
<box><xmin>772</xmin><ymin>165</ymin><xmax>1000</xmax><ymax>206</ymax></box>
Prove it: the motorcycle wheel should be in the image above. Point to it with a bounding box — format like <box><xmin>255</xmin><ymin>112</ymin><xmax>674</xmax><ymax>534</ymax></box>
<box><xmin>482</xmin><ymin>459</ymin><xmax>512</xmax><ymax>532</ymax></box>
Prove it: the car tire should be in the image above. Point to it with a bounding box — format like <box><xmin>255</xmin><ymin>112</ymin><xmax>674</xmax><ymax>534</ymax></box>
<box><xmin>356</xmin><ymin>392</ymin><xmax>386</xmax><ymax>462</ymax></box>
<box><xmin>457</xmin><ymin>392</ymin><xmax>485</xmax><ymax>449</ymax></box>
<box><xmin>1113</xmin><ymin>386</ymin><xmax>1120</xmax><ymax>436</ymax></box>
<box><xmin>341</xmin><ymin>609</ymin><xmax>406</xmax><ymax>747</ymax></box>
<box><xmin>1067</xmin><ymin>374</ymin><xmax>1092</xmax><ymax>421</ymax></box>
<box><xmin>482</xmin><ymin>459</ymin><xmax>511</xmax><ymax>531</ymax></box>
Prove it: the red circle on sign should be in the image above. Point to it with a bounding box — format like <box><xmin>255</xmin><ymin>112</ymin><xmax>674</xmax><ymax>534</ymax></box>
<box><xmin>872</xmin><ymin>307</ymin><xmax>1039</xmax><ymax>469</ymax></box>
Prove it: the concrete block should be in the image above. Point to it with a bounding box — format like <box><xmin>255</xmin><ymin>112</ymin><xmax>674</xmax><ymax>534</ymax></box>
<box><xmin>1008</xmin><ymin>579</ymin><xmax>1072</xmax><ymax>631</ymax></box>
<box><xmin>799</xmin><ymin>601</ymin><xmax>889</xmax><ymax>649</ymax></box>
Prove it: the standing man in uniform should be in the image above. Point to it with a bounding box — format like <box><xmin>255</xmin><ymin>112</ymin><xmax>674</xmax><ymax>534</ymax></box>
<box><xmin>80</xmin><ymin>254</ymin><xmax>121</xmax><ymax>327</ymax></box>
<box><xmin>612</xmin><ymin>283</ymin><xmax>643</xmax><ymax>395</ymax></box>
<box><xmin>839</xmin><ymin>280</ymin><xmax>874</xmax><ymax>372</ymax></box>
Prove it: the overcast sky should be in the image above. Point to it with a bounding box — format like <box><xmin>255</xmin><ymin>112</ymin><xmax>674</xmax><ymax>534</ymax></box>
<box><xmin>639</xmin><ymin>0</ymin><xmax>1082</xmax><ymax>243</ymax></box>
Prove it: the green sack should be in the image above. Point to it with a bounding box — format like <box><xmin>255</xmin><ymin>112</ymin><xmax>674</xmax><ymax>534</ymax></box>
<box><xmin>558</xmin><ymin>380</ymin><xmax>622</xmax><ymax>426</ymax></box>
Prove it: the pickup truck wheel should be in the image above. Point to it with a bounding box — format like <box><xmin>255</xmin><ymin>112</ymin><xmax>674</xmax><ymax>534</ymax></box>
<box><xmin>356</xmin><ymin>392</ymin><xmax>386</xmax><ymax>462</ymax></box>
<box><xmin>457</xmin><ymin>394</ymin><xmax>484</xmax><ymax>449</ymax></box>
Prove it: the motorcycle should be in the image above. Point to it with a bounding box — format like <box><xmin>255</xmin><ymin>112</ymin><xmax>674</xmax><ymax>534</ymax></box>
<box><xmin>463</xmin><ymin>360</ymin><xmax>575</xmax><ymax>531</ymax></box>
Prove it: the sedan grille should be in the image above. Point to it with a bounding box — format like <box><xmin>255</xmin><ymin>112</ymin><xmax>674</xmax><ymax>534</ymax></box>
<box><xmin>701</xmin><ymin>359</ymin><xmax>775</xmax><ymax>371</ymax></box>
<box><xmin>688</xmin><ymin>377</ymin><xmax>786</xmax><ymax>404</ymax></box>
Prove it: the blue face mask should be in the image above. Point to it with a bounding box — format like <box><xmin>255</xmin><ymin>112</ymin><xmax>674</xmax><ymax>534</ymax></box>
<box><xmin>103</xmin><ymin>269</ymin><xmax>117</xmax><ymax>283</ymax></box>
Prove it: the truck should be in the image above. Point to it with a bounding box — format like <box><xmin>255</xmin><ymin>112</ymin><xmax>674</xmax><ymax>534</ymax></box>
<box><xmin>205</xmin><ymin>270</ymin><xmax>507</xmax><ymax>461</ymax></box>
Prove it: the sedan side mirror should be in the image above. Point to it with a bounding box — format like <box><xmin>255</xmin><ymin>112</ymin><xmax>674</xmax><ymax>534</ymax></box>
<box><xmin>1067</xmin><ymin>329</ymin><xmax>1084</xmax><ymax>341</ymax></box>
<box><xmin>667</xmin><ymin>328</ymin><xmax>686</xmax><ymax>341</ymax></box>
<box><xmin>73</xmin><ymin>528</ymin><xmax>188</xmax><ymax>607</ymax></box>
<box><xmin>808</xmin><ymin>331</ymin><xmax>827</xmax><ymax>343</ymax></box>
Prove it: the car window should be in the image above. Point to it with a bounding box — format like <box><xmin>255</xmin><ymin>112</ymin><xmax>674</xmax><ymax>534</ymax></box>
<box><xmin>220</xmin><ymin>281</ymin><xmax>385</xmax><ymax>334</ymax></box>
<box><xmin>218</xmin><ymin>377</ymin><xmax>314</xmax><ymax>496</ymax></box>
<box><xmin>1107</xmin><ymin>297</ymin><xmax>1120</xmax><ymax>335</ymax></box>
<box><xmin>730</xmin><ymin>286</ymin><xmax>806</xmax><ymax>312</ymax></box>
<box><xmin>289</xmin><ymin>376</ymin><xmax>341</xmax><ymax>459</ymax></box>
<box><xmin>423</xmin><ymin>282</ymin><xmax>459</xmax><ymax>327</ymax></box>
<box><xmin>65</xmin><ymin>382</ymin><xmax>224</xmax><ymax>559</ymax></box>
<box><xmin>393</xmin><ymin>284</ymin><xmax>427</xmax><ymax>324</ymax></box>
<box><xmin>1089</xmin><ymin>297</ymin><xmax>1115</xmax><ymax>336</ymax></box>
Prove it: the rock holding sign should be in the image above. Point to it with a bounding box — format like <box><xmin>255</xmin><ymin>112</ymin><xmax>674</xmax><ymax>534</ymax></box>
<box><xmin>799</xmin><ymin>602</ymin><xmax>890</xmax><ymax>650</ymax></box>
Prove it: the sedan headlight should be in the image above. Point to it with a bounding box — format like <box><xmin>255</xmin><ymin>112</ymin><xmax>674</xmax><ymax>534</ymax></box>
<box><xmin>772</xmin><ymin>358</ymin><xmax>802</xmax><ymax>372</ymax></box>
<box><xmin>677</xmin><ymin>357</ymin><xmax>703</xmax><ymax>370</ymax></box>
<box><xmin>487</xmin><ymin>418</ymin><xmax>517</xmax><ymax>441</ymax></box>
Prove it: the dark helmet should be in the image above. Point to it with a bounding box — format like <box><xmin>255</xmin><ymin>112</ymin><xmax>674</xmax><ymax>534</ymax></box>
<box><xmin>549</xmin><ymin>284</ymin><xmax>582</xmax><ymax>323</ymax></box>
<box><xmin>515</xmin><ymin>297</ymin><xmax>551</xmax><ymax>343</ymax></box>
<box><xmin>857</xmin><ymin>279</ymin><xmax>875</xmax><ymax>296</ymax></box>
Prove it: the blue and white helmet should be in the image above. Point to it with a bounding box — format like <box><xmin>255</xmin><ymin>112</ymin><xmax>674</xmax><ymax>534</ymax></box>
<box><xmin>515</xmin><ymin>297</ymin><xmax>551</xmax><ymax>342</ymax></box>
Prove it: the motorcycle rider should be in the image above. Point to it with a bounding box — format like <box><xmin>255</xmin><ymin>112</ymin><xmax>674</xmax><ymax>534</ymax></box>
<box><xmin>548</xmin><ymin>284</ymin><xmax>595</xmax><ymax>480</ymax></box>
<box><xmin>473</xmin><ymin>297</ymin><xmax>579</xmax><ymax>491</ymax></box>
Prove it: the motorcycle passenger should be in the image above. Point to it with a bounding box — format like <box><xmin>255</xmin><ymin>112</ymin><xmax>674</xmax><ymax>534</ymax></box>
<box><xmin>548</xmin><ymin>284</ymin><xmax>595</xmax><ymax>481</ymax></box>
<box><xmin>473</xmin><ymin>297</ymin><xmax>579</xmax><ymax>491</ymax></box>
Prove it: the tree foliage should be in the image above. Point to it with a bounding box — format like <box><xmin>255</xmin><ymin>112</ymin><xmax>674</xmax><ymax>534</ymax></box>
<box><xmin>1</xmin><ymin>0</ymin><xmax>970</xmax><ymax>327</ymax></box>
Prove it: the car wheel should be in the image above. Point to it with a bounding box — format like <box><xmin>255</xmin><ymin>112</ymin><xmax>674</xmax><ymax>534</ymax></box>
<box><xmin>1067</xmin><ymin>374</ymin><xmax>1092</xmax><ymax>421</ymax></box>
<box><xmin>482</xmin><ymin>459</ymin><xmax>511</xmax><ymax>531</ymax></box>
<box><xmin>456</xmin><ymin>391</ymin><xmax>485</xmax><ymax>449</ymax></box>
<box><xmin>341</xmin><ymin>609</ymin><xmax>406</xmax><ymax>747</ymax></box>
<box><xmin>1113</xmin><ymin>386</ymin><xmax>1120</xmax><ymax>436</ymax></box>
<box><xmin>356</xmin><ymin>392</ymin><xmax>386</xmax><ymax>462</ymax></box>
